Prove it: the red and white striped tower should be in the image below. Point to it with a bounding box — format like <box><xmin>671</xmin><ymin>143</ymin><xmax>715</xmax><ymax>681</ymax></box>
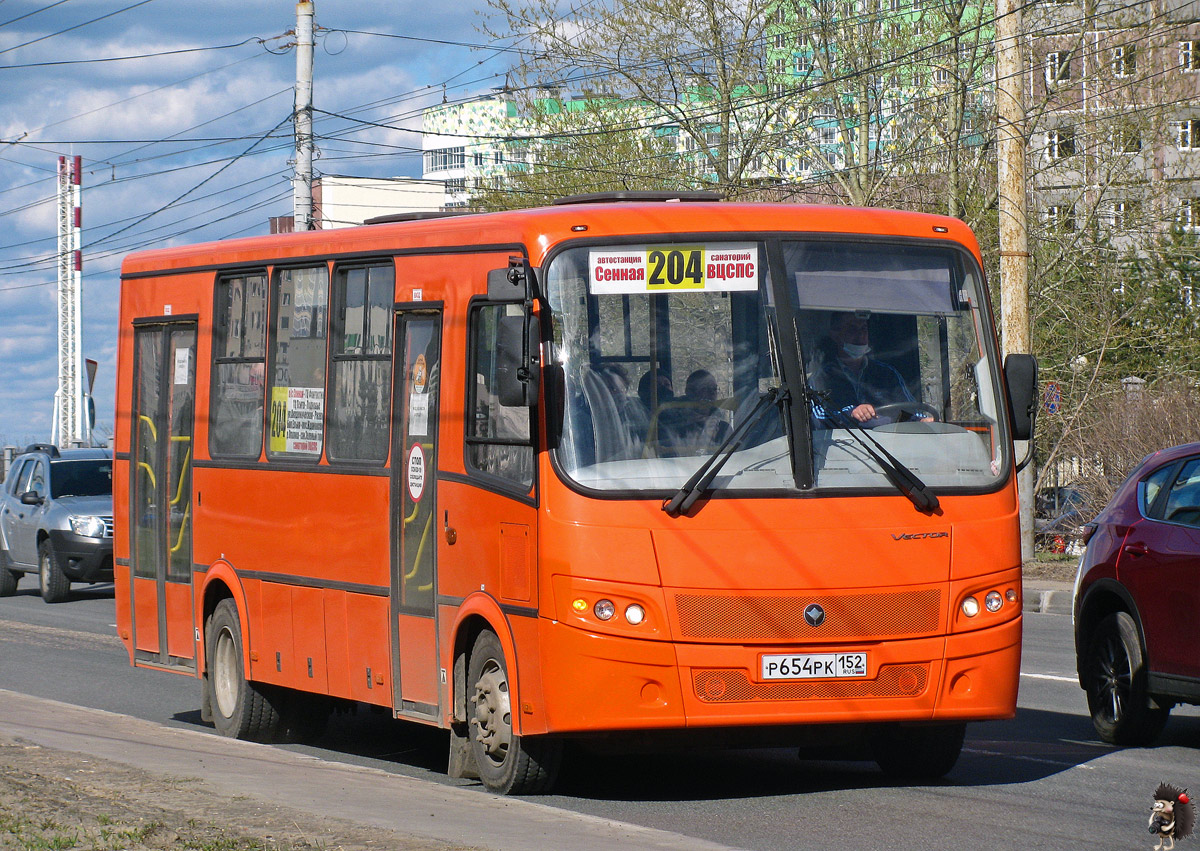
<box><xmin>55</xmin><ymin>155</ymin><xmax>85</xmax><ymax>447</ymax></box>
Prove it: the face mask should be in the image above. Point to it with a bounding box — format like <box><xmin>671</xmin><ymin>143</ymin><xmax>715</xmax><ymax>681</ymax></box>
<box><xmin>842</xmin><ymin>343</ymin><xmax>870</xmax><ymax>359</ymax></box>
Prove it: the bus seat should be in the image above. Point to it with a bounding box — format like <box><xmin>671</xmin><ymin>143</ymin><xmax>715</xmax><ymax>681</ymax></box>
<box><xmin>580</xmin><ymin>368</ymin><xmax>636</xmax><ymax>464</ymax></box>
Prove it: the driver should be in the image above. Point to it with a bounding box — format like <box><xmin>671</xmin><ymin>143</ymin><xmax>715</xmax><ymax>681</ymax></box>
<box><xmin>810</xmin><ymin>311</ymin><xmax>932</xmax><ymax>427</ymax></box>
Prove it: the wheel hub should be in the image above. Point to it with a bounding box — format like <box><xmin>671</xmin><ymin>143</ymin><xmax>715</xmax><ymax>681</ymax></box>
<box><xmin>472</xmin><ymin>662</ymin><xmax>512</xmax><ymax>763</ymax></box>
<box><xmin>213</xmin><ymin>627</ymin><xmax>239</xmax><ymax>718</ymax></box>
<box><xmin>1093</xmin><ymin>635</ymin><xmax>1129</xmax><ymax>722</ymax></box>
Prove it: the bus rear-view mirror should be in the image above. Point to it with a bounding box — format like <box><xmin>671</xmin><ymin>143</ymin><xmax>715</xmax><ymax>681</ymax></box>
<box><xmin>496</xmin><ymin>313</ymin><xmax>540</xmax><ymax>408</ymax></box>
<box><xmin>1003</xmin><ymin>353</ymin><xmax>1037</xmax><ymax>442</ymax></box>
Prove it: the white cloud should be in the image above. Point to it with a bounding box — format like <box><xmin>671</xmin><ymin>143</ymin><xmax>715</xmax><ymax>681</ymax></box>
<box><xmin>0</xmin><ymin>0</ymin><xmax>500</xmax><ymax>442</ymax></box>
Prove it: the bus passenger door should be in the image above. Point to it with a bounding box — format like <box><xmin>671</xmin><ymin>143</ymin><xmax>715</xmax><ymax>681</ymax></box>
<box><xmin>389</xmin><ymin>308</ymin><xmax>442</xmax><ymax>720</ymax></box>
<box><xmin>129</xmin><ymin>319</ymin><xmax>197</xmax><ymax>670</ymax></box>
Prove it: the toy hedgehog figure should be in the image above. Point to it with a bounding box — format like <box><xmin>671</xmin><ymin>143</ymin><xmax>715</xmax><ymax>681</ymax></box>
<box><xmin>1150</xmin><ymin>783</ymin><xmax>1196</xmax><ymax>850</ymax></box>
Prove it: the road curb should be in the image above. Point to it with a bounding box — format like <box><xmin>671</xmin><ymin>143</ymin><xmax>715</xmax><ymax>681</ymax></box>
<box><xmin>1023</xmin><ymin>586</ymin><xmax>1073</xmax><ymax>616</ymax></box>
<box><xmin>0</xmin><ymin>689</ymin><xmax>744</xmax><ymax>851</ymax></box>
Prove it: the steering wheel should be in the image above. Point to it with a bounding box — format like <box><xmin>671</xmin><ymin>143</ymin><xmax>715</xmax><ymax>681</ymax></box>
<box><xmin>871</xmin><ymin>402</ymin><xmax>940</xmax><ymax>422</ymax></box>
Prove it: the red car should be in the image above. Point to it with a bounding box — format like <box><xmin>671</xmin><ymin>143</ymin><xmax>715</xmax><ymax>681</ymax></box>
<box><xmin>1073</xmin><ymin>442</ymin><xmax>1200</xmax><ymax>744</ymax></box>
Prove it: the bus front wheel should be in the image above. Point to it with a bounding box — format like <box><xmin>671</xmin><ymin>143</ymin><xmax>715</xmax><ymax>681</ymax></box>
<box><xmin>206</xmin><ymin>599</ymin><xmax>283</xmax><ymax>742</ymax></box>
<box><xmin>870</xmin><ymin>721</ymin><xmax>965</xmax><ymax>780</ymax></box>
<box><xmin>467</xmin><ymin>630</ymin><xmax>562</xmax><ymax>794</ymax></box>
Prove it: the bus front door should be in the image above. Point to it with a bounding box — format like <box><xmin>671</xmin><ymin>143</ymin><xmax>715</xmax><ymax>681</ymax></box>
<box><xmin>129</xmin><ymin>319</ymin><xmax>197</xmax><ymax>670</ymax></box>
<box><xmin>389</xmin><ymin>308</ymin><xmax>442</xmax><ymax>720</ymax></box>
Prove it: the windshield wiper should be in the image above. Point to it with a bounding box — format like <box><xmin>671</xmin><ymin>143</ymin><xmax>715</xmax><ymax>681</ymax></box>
<box><xmin>663</xmin><ymin>387</ymin><xmax>787</xmax><ymax>517</ymax></box>
<box><xmin>811</xmin><ymin>391</ymin><xmax>940</xmax><ymax>514</ymax></box>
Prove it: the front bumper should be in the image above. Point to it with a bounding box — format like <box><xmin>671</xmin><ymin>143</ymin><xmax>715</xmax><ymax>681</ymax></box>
<box><xmin>47</xmin><ymin>529</ymin><xmax>114</xmax><ymax>582</ymax></box>
<box><xmin>535</xmin><ymin>613</ymin><xmax>1021</xmax><ymax>735</ymax></box>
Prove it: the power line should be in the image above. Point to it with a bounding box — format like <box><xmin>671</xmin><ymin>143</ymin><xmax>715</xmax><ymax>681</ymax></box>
<box><xmin>86</xmin><ymin>114</ymin><xmax>292</xmax><ymax>250</ymax></box>
<box><xmin>0</xmin><ymin>0</ymin><xmax>161</xmax><ymax>56</ymax></box>
<box><xmin>0</xmin><ymin>36</ymin><xmax>272</xmax><ymax>70</ymax></box>
<box><xmin>334</xmin><ymin>27</ymin><xmax>541</xmax><ymax>57</ymax></box>
<box><xmin>0</xmin><ymin>0</ymin><xmax>71</xmax><ymax>29</ymax></box>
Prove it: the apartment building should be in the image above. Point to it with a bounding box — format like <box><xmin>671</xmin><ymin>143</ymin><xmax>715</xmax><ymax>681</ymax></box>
<box><xmin>1028</xmin><ymin>0</ymin><xmax>1200</xmax><ymax>243</ymax></box>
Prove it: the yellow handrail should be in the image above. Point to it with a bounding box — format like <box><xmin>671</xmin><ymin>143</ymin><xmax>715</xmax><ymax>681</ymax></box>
<box><xmin>169</xmin><ymin>501</ymin><xmax>191</xmax><ymax>555</ymax></box>
<box><xmin>404</xmin><ymin>510</ymin><xmax>435</xmax><ymax>592</ymax></box>
<box><xmin>169</xmin><ymin>444</ymin><xmax>192</xmax><ymax>507</ymax></box>
<box><xmin>136</xmin><ymin>462</ymin><xmax>156</xmax><ymax>489</ymax></box>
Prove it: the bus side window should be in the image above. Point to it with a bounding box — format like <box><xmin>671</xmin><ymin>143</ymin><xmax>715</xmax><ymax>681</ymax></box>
<box><xmin>266</xmin><ymin>266</ymin><xmax>329</xmax><ymax>460</ymax></box>
<box><xmin>467</xmin><ymin>303</ymin><xmax>534</xmax><ymax>489</ymax></box>
<box><xmin>328</xmin><ymin>264</ymin><xmax>394</xmax><ymax>463</ymax></box>
<box><xmin>210</xmin><ymin>272</ymin><xmax>268</xmax><ymax>459</ymax></box>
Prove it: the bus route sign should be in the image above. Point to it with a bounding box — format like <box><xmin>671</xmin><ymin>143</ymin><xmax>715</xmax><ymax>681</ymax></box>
<box><xmin>589</xmin><ymin>244</ymin><xmax>759</xmax><ymax>295</ymax></box>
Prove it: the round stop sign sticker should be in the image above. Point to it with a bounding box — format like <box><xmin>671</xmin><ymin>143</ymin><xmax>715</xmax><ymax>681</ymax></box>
<box><xmin>406</xmin><ymin>444</ymin><xmax>425</xmax><ymax>502</ymax></box>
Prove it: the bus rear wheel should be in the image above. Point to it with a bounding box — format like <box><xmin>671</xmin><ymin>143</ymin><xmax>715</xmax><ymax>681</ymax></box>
<box><xmin>206</xmin><ymin>599</ymin><xmax>283</xmax><ymax>742</ymax></box>
<box><xmin>467</xmin><ymin>630</ymin><xmax>562</xmax><ymax>794</ymax></box>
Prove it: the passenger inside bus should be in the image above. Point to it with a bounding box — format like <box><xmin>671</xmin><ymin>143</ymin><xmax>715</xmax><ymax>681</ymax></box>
<box><xmin>598</xmin><ymin>363</ymin><xmax>649</xmax><ymax>450</ymax></box>
<box><xmin>808</xmin><ymin>311</ymin><xmax>933</xmax><ymax>428</ymax></box>
<box><xmin>655</xmin><ymin>369</ymin><xmax>733</xmax><ymax>455</ymax></box>
<box><xmin>637</xmin><ymin>368</ymin><xmax>673</xmax><ymax>414</ymax></box>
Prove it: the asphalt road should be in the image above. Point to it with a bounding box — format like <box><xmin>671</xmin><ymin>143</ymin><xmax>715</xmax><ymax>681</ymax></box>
<box><xmin>2</xmin><ymin>581</ymin><xmax>1199</xmax><ymax>851</ymax></box>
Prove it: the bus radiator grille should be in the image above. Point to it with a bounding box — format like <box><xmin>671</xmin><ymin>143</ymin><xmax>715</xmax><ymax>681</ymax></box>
<box><xmin>673</xmin><ymin>589</ymin><xmax>941</xmax><ymax>641</ymax></box>
<box><xmin>692</xmin><ymin>664</ymin><xmax>928</xmax><ymax>702</ymax></box>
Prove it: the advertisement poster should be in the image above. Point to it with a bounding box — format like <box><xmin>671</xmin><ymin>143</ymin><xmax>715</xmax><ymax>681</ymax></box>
<box><xmin>269</xmin><ymin>386</ymin><xmax>324</xmax><ymax>455</ymax></box>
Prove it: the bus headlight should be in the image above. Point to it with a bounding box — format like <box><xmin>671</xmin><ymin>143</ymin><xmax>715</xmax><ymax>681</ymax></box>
<box><xmin>624</xmin><ymin>604</ymin><xmax>646</xmax><ymax>625</ymax></box>
<box><xmin>594</xmin><ymin>599</ymin><xmax>616</xmax><ymax>621</ymax></box>
<box><xmin>985</xmin><ymin>591</ymin><xmax>1004</xmax><ymax>613</ymax></box>
<box><xmin>961</xmin><ymin>596</ymin><xmax>980</xmax><ymax>617</ymax></box>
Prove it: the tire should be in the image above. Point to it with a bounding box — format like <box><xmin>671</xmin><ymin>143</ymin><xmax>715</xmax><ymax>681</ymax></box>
<box><xmin>205</xmin><ymin>599</ymin><xmax>284</xmax><ymax>742</ymax></box>
<box><xmin>1083</xmin><ymin>612</ymin><xmax>1169</xmax><ymax>745</ymax></box>
<box><xmin>0</xmin><ymin>566</ymin><xmax>16</xmax><ymax>597</ymax></box>
<box><xmin>871</xmin><ymin>722</ymin><xmax>966</xmax><ymax>781</ymax></box>
<box><xmin>0</xmin><ymin>548</ymin><xmax>17</xmax><ymax>597</ymax></box>
<box><xmin>38</xmin><ymin>539</ymin><xmax>70</xmax><ymax>603</ymax></box>
<box><xmin>467</xmin><ymin>630</ymin><xmax>562</xmax><ymax>794</ymax></box>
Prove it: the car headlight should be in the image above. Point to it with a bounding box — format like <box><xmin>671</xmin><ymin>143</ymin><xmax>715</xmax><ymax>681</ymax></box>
<box><xmin>69</xmin><ymin>515</ymin><xmax>106</xmax><ymax>538</ymax></box>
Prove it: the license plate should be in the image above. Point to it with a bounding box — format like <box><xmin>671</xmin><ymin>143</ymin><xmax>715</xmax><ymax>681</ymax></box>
<box><xmin>761</xmin><ymin>652</ymin><xmax>868</xmax><ymax>680</ymax></box>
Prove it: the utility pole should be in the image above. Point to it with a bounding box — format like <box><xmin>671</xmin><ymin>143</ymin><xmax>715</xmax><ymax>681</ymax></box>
<box><xmin>293</xmin><ymin>0</ymin><xmax>315</xmax><ymax>231</ymax></box>
<box><xmin>55</xmin><ymin>155</ymin><xmax>86</xmax><ymax>448</ymax></box>
<box><xmin>996</xmin><ymin>0</ymin><xmax>1035</xmax><ymax>560</ymax></box>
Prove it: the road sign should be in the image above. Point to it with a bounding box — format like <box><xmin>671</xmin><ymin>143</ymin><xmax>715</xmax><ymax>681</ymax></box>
<box><xmin>1043</xmin><ymin>381</ymin><xmax>1061</xmax><ymax>414</ymax></box>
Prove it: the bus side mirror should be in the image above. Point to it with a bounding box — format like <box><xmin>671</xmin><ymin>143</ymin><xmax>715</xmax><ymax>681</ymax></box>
<box><xmin>495</xmin><ymin>313</ymin><xmax>540</xmax><ymax>408</ymax></box>
<box><xmin>487</xmin><ymin>259</ymin><xmax>539</xmax><ymax>302</ymax></box>
<box><xmin>1003</xmin><ymin>353</ymin><xmax>1037</xmax><ymax>442</ymax></box>
<box><xmin>488</xmin><ymin>268</ymin><xmax>523</xmax><ymax>302</ymax></box>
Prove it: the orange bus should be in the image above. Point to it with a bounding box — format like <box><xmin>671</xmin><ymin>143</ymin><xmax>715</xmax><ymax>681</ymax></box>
<box><xmin>114</xmin><ymin>194</ymin><xmax>1037</xmax><ymax>794</ymax></box>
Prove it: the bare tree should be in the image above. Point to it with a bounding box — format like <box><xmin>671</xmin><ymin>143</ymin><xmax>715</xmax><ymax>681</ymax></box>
<box><xmin>480</xmin><ymin>0</ymin><xmax>782</xmax><ymax>194</ymax></box>
<box><xmin>1045</xmin><ymin>379</ymin><xmax>1200</xmax><ymax>523</ymax></box>
<box><xmin>478</xmin><ymin>0</ymin><xmax>1003</xmax><ymax>210</ymax></box>
<box><xmin>1025</xmin><ymin>0</ymin><xmax>1200</xmax><ymax>510</ymax></box>
<box><xmin>468</xmin><ymin>97</ymin><xmax>690</xmax><ymax>209</ymax></box>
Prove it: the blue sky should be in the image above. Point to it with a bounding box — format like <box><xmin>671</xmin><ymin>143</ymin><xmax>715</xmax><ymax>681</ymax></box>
<box><xmin>0</xmin><ymin>0</ymin><xmax>509</xmax><ymax>446</ymax></box>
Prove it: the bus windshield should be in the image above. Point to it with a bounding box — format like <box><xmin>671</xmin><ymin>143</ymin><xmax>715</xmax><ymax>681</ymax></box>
<box><xmin>546</xmin><ymin>238</ymin><xmax>1005</xmax><ymax>495</ymax></box>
